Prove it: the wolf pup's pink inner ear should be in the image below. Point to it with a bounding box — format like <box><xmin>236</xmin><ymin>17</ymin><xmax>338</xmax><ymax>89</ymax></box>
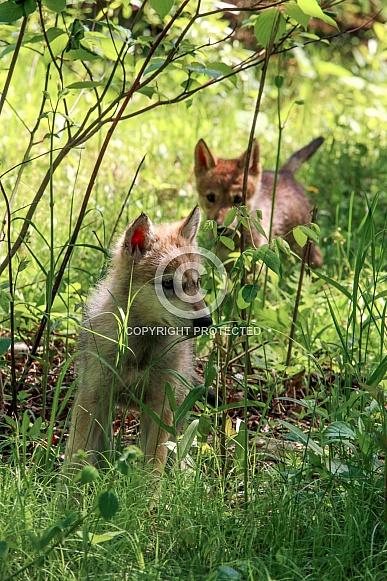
<box><xmin>124</xmin><ymin>214</ymin><xmax>155</xmax><ymax>262</ymax></box>
<box><xmin>194</xmin><ymin>139</ymin><xmax>217</xmax><ymax>175</ymax></box>
<box><xmin>131</xmin><ymin>227</ymin><xmax>145</xmax><ymax>250</ymax></box>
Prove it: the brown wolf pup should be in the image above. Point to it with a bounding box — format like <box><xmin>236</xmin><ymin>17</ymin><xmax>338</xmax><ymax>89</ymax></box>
<box><xmin>65</xmin><ymin>206</ymin><xmax>212</xmax><ymax>472</ymax></box>
<box><xmin>195</xmin><ymin>137</ymin><xmax>324</xmax><ymax>268</ymax></box>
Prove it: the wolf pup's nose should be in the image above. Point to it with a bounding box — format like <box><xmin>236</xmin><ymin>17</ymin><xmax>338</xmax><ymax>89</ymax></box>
<box><xmin>193</xmin><ymin>315</ymin><xmax>213</xmax><ymax>335</ymax></box>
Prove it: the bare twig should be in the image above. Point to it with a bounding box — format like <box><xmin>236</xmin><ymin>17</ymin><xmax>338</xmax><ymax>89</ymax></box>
<box><xmin>0</xmin><ymin>16</ymin><xmax>28</xmax><ymax>117</ymax></box>
<box><xmin>0</xmin><ymin>181</ymin><xmax>17</xmax><ymax>418</ymax></box>
<box><xmin>0</xmin><ymin>66</ymin><xmax>51</xmax><ymax>239</ymax></box>
<box><xmin>285</xmin><ymin>206</ymin><xmax>319</xmax><ymax>368</ymax></box>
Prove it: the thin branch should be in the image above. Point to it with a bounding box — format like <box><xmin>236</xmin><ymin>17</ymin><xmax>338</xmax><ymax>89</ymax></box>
<box><xmin>37</xmin><ymin>0</ymin><xmax>72</xmax><ymax>140</ymax></box>
<box><xmin>0</xmin><ymin>16</ymin><xmax>28</xmax><ymax>116</ymax></box>
<box><xmin>0</xmin><ymin>181</ymin><xmax>17</xmax><ymax>418</ymax></box>
<box><xmin>285</xmin><ymin>206</ymin><xmax>319</xmax><ymax>368</ymax></box>
<box><xmin>0</xmin><ymin>66</ymin><xmax>51</xmax><ymax>238</ymax></box>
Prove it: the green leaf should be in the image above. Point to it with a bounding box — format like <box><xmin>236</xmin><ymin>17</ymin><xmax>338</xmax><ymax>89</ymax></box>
<box><xmin>241</xmin><ymin>284</ymin><xmax>259</xmax><ymax>304</ymax></box>
<box><xmin>165</xmin><ymin>382</ymin><xmax>177</xmax><ymax>413</ymax></box>
<box><xmin>118</xmin><ymin>445</ymin><xmax>142</xmax><ymax>463</ymax></box>
<box><xmin>208</xmin><ymin>62</ymin><xmax>237</xmax><ymax>86</ymax></box>
<box><xmin>0</xmin><ymin>337</ymin><xmax>11</xmax><ymax>357</ymax></box>
<box><xmin>175</xmin><ymin>386</ymin><xmax>205</xmax><ymax>426</ymax></box>
<box><xmin>150</xmin><ymin>0</ymin><xmax>174</xmax><ymax>19</ymax></box>
<box><xmin>0</xmin><ymin>540</ymin><xmax>8</xmax><ymax>560</ymax></box>
<box><xmin>297</xmin><ymin>0</ymin><xmax>338</xmax><ymax>28</ymax></box>
<box><xmin>293</xmin><ymin>226</ymin><xmax>307</xmax><ymax>248</ymax></box>
<box><xmin>80</xmin><ymin>464</ymin><xmax>99</xmax><ymax>485</ymax></box>
<box><xmin>236</xmin><ymin>287</ymin><xmax>249</xmax><ymax>310</ymax></box>
<box><xmin>198</xmin><ymin>414</ymin><xmax>212</xmax><ymax>444</ymax></box>
<box><xmin>254</xmin><ymin>9</ymin><xmax>286</xmax><ymax>48</ymax></box>
<box><xmin>178</xmin><ymin>419</ymin><xmax>199</xmax><ymax>461</ymax></box>
<box><xmin>59</xmin><ymin>513</ymin><xmax>79</xmax><ymax>530</ymax></box>
<box><xmin>249</xmin><ymin>214</ymin><xmax>267</xmax><ymax>238</ymax></box>
<box><xmin>98</xmin><ymin>491</ymin><xmax>119</xmax><ymax>520</ymax></box>
<box><xmin>313</xmin><ymin>271</ymin><xmax>351</xmax><ymax>298</ymax></box>
<box><xmin>205</xmin><ymin>365</ymin><xmax>218</xmax><ymax>388</ymax></box>
<box><xmin>27</xmin><ymin>417</ymin><xmax>42</xmax><ymax>440</ymax></box>
<box><xmin>217</xmin><ymin>565</ymin><xmax>242</xmax><ymax>580</ymax></box>
<box><xmin>66</xmin><ymin>81</ymin><xmax>104</xmax><ymax>89</ymax></box>
<box><xmin>254</xmin><ymin>248</ymin><xmax>282</xmax><ymax>276</ymax></box>
<box><xmin>280</xmin><ymin>420</ymin><xmax>324</xmax><ymax>456</ymax></box>
<box><xmin>26</xmin><ymin>531</ymin><xmax>40</xmax><ymax>550</ymax></box>
<box><xmin>137</xmin><ymin>86</ymin><xmax>157</xmax><ymax>99</ymax></box>
<box><xmin>323</xmin><ymin>421</ymin><xmax>356</xmax><ymax>440</ymax></box>
<box><xmin>42</xmin><ymin>0</ymin><xmax>66</xmax><ymax>12</ymax></box>
<box><xmin>234</xmin><ymin>420</ymin><xmax>247</xmax><ymax>463</ymax></box>
<box><xmin>23</xmin><ymin>0</ymin><xmax>37</xmax><ymax>16</ymax></box>
<box><xmin>186</xmin><ymin>65</ymin><xmax>223</xmax><ymax>79</ymax></box>
<box><xmin>220</xmin><ymin>236</ymin><xmax>235</xmax><ymax>250</ymax></box>
<box><xmin>144</xmin><ymin>59</ymin><xmax>165</xmax><ymax>76</ymax></box>
<box><xmin>299</xmin><ymin>225</ymin><xmax>319</xmax><ymax>243</ymax></box>
<box><xmin>65</xmin><ymin>46</ymin><xmax>100</xmax><ymax>62</ymax></box>
<box><xmin>223</xmin><ymin>207</ymin><xmax>237</xmax><ymax>228</ymax></box>
<box><xmin>275</xmin><ymin>237</ymin><xmax>291</xmax><ymax>255</ymax></box>
<box><xmin>89</xmin><ymin>530</ymin><xmax>124</xmax><ymax>545</ymax></box>
<box><xmin>0</xmin><ymin>2</ymin><xmax>24</xmax><ymax>22</ymax></box>
<box><xmin>38</xmin><ymin>525</ymin><xmax>62</xmax><ymax>550</ymax></box>
<box><xmin>284</xmin><ymin>1</ymin><xmax>310</xmax><ymax>30</ymax></box>
<box><xmin>367</xmin><ymin>355</ymin><xmax>387</xmax><ymax>389</ymax></box>
<box><xmin>43</xmin><ymin>32</ymin><xmax>68</xmax><ymax>63</ymax></box>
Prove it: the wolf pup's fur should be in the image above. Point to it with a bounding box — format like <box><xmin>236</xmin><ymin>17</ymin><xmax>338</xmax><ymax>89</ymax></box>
<box><xmin>65</xmin><ymin>206</ymin><xmax>212</xmax><ymax>471</ymax></box>
<box><xmin>195</xmin><ymin>138</ymin><xmax>324</xmax><ymax>268</ymax></box>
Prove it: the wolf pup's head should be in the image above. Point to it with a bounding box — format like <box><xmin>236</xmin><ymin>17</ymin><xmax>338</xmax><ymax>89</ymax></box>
<box><xmin>195</xmin><ymin>139</ymin><xmax>262</xmax><ymax>237</ymax></box>
<box><xmin>119</xmin><ymin>206</ymin><xmax>212</xmax><ymax>335</ymax></box>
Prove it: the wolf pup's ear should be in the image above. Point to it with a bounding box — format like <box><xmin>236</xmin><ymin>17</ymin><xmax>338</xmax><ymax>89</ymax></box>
<box><xmin>238</xmin><ymin>139</ymin><xmax>261</xmax><ymax>176</ymax></box>
<box><xmin>194</xmin><ymin>139</ymin><xmax>217</xmax><ymax>176</ymax></box>
<box><xmin>124</xmin><ymin>213</ymin><xmax>155</xmax><ymax>263</ymax></box>
<box><xmin>180</xmin><ymin>206</ymin><xmax>201</xmax><ymax>243</ymax></box>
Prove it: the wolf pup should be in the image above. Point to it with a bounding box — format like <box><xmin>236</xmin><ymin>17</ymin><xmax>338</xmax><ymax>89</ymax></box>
<box><xmin>65</xmin><ymin>206</ymin><xmax>212</xmax><ymax>471</ymax></box>
<box><xmin>195</xmin><ymin>138</ymin><xmax>324</xmax><ymax>268</ymax></box>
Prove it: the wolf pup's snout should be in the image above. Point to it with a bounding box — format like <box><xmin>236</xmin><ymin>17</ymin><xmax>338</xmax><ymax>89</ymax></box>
<box><xmin>193</xmin><ymin>314</ymin><xmax>213</xmax><ymax>331</ymax></box>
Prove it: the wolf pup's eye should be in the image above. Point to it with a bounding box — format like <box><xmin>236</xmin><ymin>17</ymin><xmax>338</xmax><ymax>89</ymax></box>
<box><xmin>162</xmin><ymin>278</ymin><xmax>174</xmax><ymax>291</ymax></box>
<box><xmin>234</xmin><ymin>195</ymin><xmax>243</xmax><ymax>204</ymax></box>
<box><xmin>206</xmin><ymin>193</ymin><xmax>215</xmax><ymax>203</ymax></box>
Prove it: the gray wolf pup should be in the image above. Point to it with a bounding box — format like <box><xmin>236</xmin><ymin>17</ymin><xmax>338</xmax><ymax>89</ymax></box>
<box><xmin>195</xmin><ymin>137</ymin><xmax>324</xmax><ymax>268</ymax></box>
<box><xmin>65</xmin><ymin>206</ymin><xmax>212</xmax><ymax>471</ymax></box>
